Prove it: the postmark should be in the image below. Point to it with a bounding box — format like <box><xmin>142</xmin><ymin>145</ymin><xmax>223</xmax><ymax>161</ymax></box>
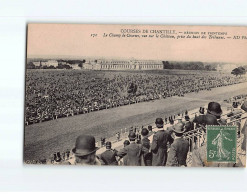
<box><xmin>207</xmin><ymin>125</ymin><xmax>237</xmax><ymax>163</ymax></box>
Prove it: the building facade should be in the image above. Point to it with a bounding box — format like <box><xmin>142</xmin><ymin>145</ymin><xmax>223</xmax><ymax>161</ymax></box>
<box><xmin>83</xmin><ymin>59</ymin><xmax>164</xmax><ymax>70</ymax></box>
<box><xmin>33</xmin><ymin>60</ymin><xmax>59</xmax><ymax>67</ymax></box>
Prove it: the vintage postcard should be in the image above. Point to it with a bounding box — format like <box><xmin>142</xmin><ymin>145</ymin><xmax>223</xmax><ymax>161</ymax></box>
<box><xmin>25</xmin><ymin>24</ymin><xmax>247</xmax><ymax>167</ymax></box>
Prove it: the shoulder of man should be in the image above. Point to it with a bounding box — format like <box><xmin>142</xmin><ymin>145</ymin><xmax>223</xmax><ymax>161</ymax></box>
<box><xmin>194</xmin><ymin>115</ymin><xmax>203</xmax><ymax>122</ymax></box>
<box><xmin>142</xmin><ymin>137</ymin><xmax>150</xmax><ymax>143</ymax></box>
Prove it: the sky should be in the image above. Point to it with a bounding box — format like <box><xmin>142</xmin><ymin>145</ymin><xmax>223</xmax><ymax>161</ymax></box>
<box><xmin>27</xmin><ymin>24</ymin><xmax>247</xmax><ymax>64</ymax></box>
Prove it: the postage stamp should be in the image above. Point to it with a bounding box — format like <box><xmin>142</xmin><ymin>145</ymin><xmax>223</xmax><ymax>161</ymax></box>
<box><xmin>207</xmin><ymin>125</ymin><xmax>237</xmax><ymax>162</ymax></box>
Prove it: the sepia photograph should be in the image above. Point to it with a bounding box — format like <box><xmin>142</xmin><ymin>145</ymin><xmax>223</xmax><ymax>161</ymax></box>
<box><xmin>24</xmin><ymin>24</ymin><xmax>247</xmax><ymax>167</ymax></box>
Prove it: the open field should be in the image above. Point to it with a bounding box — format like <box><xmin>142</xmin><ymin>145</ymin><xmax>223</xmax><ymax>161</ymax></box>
<box><xmin>24</xmin><ymin>78</ymin><xmax>247</xmax><ymax>161</ymax></box>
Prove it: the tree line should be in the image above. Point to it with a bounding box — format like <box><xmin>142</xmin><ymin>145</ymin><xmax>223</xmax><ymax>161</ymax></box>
<box><xmin>162</xmin><ymin>61</ymin><xmax>217</xmax><ymax>71</ymax></box>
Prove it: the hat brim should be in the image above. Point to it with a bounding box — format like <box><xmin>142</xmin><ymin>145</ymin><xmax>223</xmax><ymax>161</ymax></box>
<box><xmin>155</xmin><ymin>123</ymin><xmax>164</xmax><ymax>127</ymax></box>
<box><xmin>173</xmin><ymin>129</ymin><xmax>186</xmax><ymax>134</ymax></box>
<box><xmin>207</xmin><ymin>109</ymin><xmax>222</xmax><ymax>117</ymax></box>
<box><xmin>72</xmin><ymin>147</ymin><xmax>99</xmax><ymax>157</ymax></box>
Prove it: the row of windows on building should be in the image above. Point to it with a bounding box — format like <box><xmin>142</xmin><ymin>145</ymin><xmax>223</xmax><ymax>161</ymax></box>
<box><xmin>84</xmin><ymin>63</ymin><xmax>163</xmax><ymax>70</ymax></box>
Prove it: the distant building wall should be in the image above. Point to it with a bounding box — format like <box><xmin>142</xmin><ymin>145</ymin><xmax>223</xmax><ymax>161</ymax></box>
<box><xmin>69</xmin><ymin>64</ymin><xmax>82</xmax><ymax>70</ymax></box>
<box><xmin>33</xmin><ymin>61</ymin><xmax>41</xmax><ymax>67</ymax></box>
<box><xmin>84</xmin><ymin>59</ymin><xmax>163</xmax><ymax>70</ymax></box>
<box><xmin>40</xmin><ymin>60</ymin><xmax>58</xmax><ymax>67</ymax></box>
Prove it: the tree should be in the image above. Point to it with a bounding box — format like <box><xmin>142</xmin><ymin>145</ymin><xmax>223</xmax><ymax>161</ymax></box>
<box><xmin>162</xmin><ymin>61</ymin><xmax>174</xmax><ymax>69</ymax></box>
<box><xmin>205</xmin><ymin>65</ymin><xmax>211</xmax><ymax>71</ymax></box>
<box><xmin>27</xmin><ymin>62</ymin><xmax>35</xmax><ymax>69</ymax></box>
<box><xmin>231</xmin><ymin>66</ymin><xmax>246</xmax><ymax>77</ymax></box>
<box><xmin>78</xmin><ymin>60</ymin><xmax>86</xmax><ymax>69</ymax></box>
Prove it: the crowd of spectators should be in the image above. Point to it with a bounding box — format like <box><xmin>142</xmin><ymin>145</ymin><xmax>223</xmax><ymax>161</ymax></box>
<box><xmin>25</xmin><ymin>70</ymin><xmax>246</xmax><ymax>125</ymax></box>
<box><xmin>26</xmin><ymin>96</ymin><xmax>247</xmax><ymax>166</ymax></box>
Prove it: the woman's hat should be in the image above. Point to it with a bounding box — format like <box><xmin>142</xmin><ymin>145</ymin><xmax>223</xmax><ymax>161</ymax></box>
<box><xmin>72</xmin><ymin>135</ymin><xmax>99</xmax><ymax>157</ymax></box>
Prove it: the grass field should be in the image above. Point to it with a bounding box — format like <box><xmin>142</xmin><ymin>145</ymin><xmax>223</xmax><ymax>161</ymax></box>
<box><xmin>24</xmin><ymin>70</ymin><xmax>247</xmax><ymax>161</ymax></box>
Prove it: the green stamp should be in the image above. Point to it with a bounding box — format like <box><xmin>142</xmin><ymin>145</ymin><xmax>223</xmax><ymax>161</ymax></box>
<box><xmin>207</xmin><ymin>126</ymin><xmax>237</xmax><ymax>162</ymax></box>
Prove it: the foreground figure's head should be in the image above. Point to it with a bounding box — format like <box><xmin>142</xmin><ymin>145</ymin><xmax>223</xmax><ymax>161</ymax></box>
<box><xmin>155</xmin><ymin>118</ymin><xmax>164</xmax><ymax>128</ymax></box>
<box><xmin>141</xmin><ymin>128</ymin><xmax>149</xmax><ymax>137</ymax></box>
<box><xmin>128</xmin><ymin>132</ymin><xmax>136</xmax><ymax>141</ymax></box>
<box><xmin>207</xmin><ymin>102</ymin><xmax>222</xmax><ymax>118</ymax></box>
<box><xmin>123</xmin><ymin>140</ymin><xmax>130</xmax><ymax>147</ymax></box>
<box><xmin>72</xmin><ymin>135</ymin><xmax>99</xmax><ymax>165</ymax></box>
<box><xmin>105</xmin><ymin>141</ymin><xmax>112</xmax><ymax>150</ymax></box>
<box><xmin>172</xmin><ymin>123</ymin><xmax>185</xmax><ymax>137</ymax></box>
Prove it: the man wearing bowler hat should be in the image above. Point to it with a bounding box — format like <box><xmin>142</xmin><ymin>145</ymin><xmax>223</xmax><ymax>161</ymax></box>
<box><xmin>193</xmin><ymin>102</ymin><xmax>222</xmax><ymax>128</ymax></box>
<box><xmin>117</xmin><ymin>132</ymin><xmax>147</xmax><ymax>166</ymax></box>
<box><xmin>141</xmin><ymin>128</ymin><xmax>152</xmax><ymax>166</ymax></box>
<box><xmin>117</xmin><ymin>140</ymin><xmax>131</xmax><ymax>166</ymax></box>
<box><xmin>72</xmin><ymin>135</ymin><xmax>101</xmax><ymax>165</ymax></box>
<box><xmin>151</xmin><ymin>118</ymin><xmax>173</xmax><ymax>166</ymax></box>
<box><xmin>166</xmin><ymin>123</ymin><xmax>189</xmax><ymax>167</ymax></box>
<box><xmin>99</xmin><ymin>141</ymin><xmax>118</xmax><ymax>165</ymax></box>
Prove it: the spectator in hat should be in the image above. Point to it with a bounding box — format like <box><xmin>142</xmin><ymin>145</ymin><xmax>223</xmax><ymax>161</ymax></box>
<box><xmin>66</xmin><ymin>149</ymin><xmax>70</xmax><ymax>160</ymax></box>
<box><xmin>184</xmin><ymin>114</ymin><xmax>194</xmax><ymax>152</ymax></box>
<box><xmin>227</xmin><ymin>101</ymin><xmax>242</xmax><ymax>133</ymax></box>
<box><xmin>39</xmin><ymin>158</ymin><xmax>47</xmax><ymax>164</ymax></box>
<box><xmin>100</xmin><ymin>137</ymin><xmax>106</xmax><ymax>147</ymax></box>
<box><xmin>184</xmin><ymin>115</ymin><xmax>194</xmax><ymax>132</ymax></box>
<box><xmin>199</xmin><ymin>107</ymin><xmax>205</xmax><ymax>115</ymax></box>
<box><xmin>167</xmin><ymin>123</ymin><xmax>189</xmax><ymax>167</ymax></box>
<box><xmin>176</xmin><ymin>115</ymin><xmax>184</xmax><ymax>125</ymax></box>
<box><xmin>54</xmin><ymin>152</ymin><xmax>61</xmax><ymax>163</ymax></box>
<box><xmin>123</xmin><ymin>140</ymin><xmax>130</xmax><ymax>147</ymax></box>
<box><xmin>166</xmin><ymin>117</ymin><xmax>175</xmax><ymax>144</ymax></box>
<box><xmin>151</xmin><ymin>118</ymin><xmax>173</xmax><ymax>166</ymax></box>
<box><xmin>193</xmin><ymin>102</ymin><xmax>221</xmax><ymax>129</ymax></box>
<box><xmin>116</xmin><ymin>132</ymin><xmax>120</xmax><ymax>142</ymax></box>
<box><xmin>136</xmin><ymin>130</ymin><xmax>142</xmax><ymax>144</ymax></box>
<box><xmin>122</xmin><ymin>140</ymin><xmax>130</xmax><ymax>166</ymax></box>
<box><xmin>141</xmin><ymin>128</ymin><xmax>152</xmax><ymax>166</ymax></box>
<box><xmin>99</xmin><ymin>141</ymin><xmax>118</xmax><ymax>165</ymax></box>
<box><xmin>166</xmin><ymin>117</ymin><xmax>175</xmax><ymax>131</ymax></box>
<box><xmin>117</xmin><ymin>132</ymin><xmax>147</xmax><ymax>166</ymax></box>
<box><xmin>72</xmin><ymin>135</ymin><xmax>101</xmax><ymax>165</ymax></box>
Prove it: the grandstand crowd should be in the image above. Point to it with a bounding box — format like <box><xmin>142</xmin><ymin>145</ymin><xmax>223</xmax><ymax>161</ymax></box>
<box><xmin>26</xmin><ymin>97</ymin><xmax>247</xmax><ymax>167</ymax></box>
<box><xmin>25</xmin><ymin>70</ymin><xmax>246</xmax><ymax>125</ymax></box>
